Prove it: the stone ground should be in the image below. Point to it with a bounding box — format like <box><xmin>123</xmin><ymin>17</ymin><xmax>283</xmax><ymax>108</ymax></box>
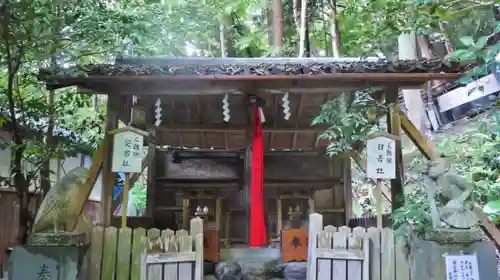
<box><xmin>209</xmin><ymin>247</ymin><xmax>307</xmax><ymax>280</ymax></box>
<box><xmin>204</xmin><ymin>260</ymin><xmax>307</xmax><ymax>280</ymax></box>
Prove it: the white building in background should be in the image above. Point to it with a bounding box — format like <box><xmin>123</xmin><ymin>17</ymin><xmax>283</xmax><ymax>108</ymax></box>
<box><xmin>436</xmin><ymin>74</ymin><xmax>500</xmax><ymax>125</ymax></box>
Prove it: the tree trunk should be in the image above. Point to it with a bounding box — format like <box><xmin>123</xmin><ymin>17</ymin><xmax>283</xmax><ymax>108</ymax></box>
<box><xmin>225</xmin><ymin>17</ymin><xmax>237</xmax><ymax>57</ymax></box>
<box><xmin>40</xmin><ymin>53</ymin><xmax>58</xmax><ymax>196</ymax></box>
<box><xmin>304</xmin><ymin>21</ymin><xmax>311</xmax><ymax>57</ymax></box>
<box><xmin>298</xmin><ymin>0</ymin><xmax>308</xmax><ymax>57</ymax></box>
<box><xmin>267</xmin><ymin>0</ymin><xmax>274</xmax><ymax>44</ymax></box>
<box><xmin>219</xmin><ymin>22</ymin><xmax>227</xmax><ymax>58</ymax></box>
<box><xmin>7</xmin><ymin>67</ymin><xmax>29</xmax><ymax>244</ymax></box>
<box><xmin>398</xmin><ymin>33</ymin><xmax>429</xmax><ymax>136</ymax></box>
<box><xmin>2</xmin><ymin>11</ymin><xmax>30</xmax><ymax>244</ymax></box>
<box><xmin>270</xmin><ymin>0</ymin><xmax>284</xmax><ymax>54</ymax></box>
<box><xmin>40</xmin><ymin>89</ymin><xmax>55</xmax><ymax>196</ymax></box>
<box><xmin>292</xmin><ymin>0</ymin><xmax>301</xmax><ymax>35</ymax></box>
<box><xmin>329</xmin><ymin>0</ymin><xmax>340</xmax><ymax>58</ymax></box>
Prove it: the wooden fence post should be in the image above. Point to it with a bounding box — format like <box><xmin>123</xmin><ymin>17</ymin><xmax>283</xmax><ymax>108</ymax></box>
<box><xmin>190</xmin><ymin>217</ymin><xmax>203</xmax><ymax>237</ymax></box>
<box><xmin>307</xmin><ymin>213</ymin><xmax>323</xmax><ymax>280</ymax></box>
<box><xmin>190</xmin><ymin>217</ymin><xmax>203</xmax><ymax>280</ymax></box>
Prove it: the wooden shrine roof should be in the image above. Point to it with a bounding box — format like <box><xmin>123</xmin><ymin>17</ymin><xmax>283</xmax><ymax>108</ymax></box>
<box><xmin>39</xmin><ymin>57</ymin><xmax>466</xmax><ymax>95</ymax></box>
<box><xmin>37</xmin><ymin>57</ymin><xmax>465</xmax><ymax>150</ymax></box>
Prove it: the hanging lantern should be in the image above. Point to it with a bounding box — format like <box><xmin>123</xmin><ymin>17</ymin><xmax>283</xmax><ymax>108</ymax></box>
<box><xmin>154</xmin><ymin>98</ymin><xmax>162</xmax><ymax>127</ymax></box>
<box><xmin>222</xmin><ymin>93</ymin><xmax>231</xmax><ymax>122</ymax></box>
<box><xmin>282</xmin><ymin>92</ymin><xmax>291</xmax><ymax>120</ymax></box>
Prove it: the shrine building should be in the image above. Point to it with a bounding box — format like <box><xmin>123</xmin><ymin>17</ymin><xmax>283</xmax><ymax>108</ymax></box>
<box><xmin>38</xmin><ymin>56</ymin><xmax>464</xmax><ymax>261</ymax></box>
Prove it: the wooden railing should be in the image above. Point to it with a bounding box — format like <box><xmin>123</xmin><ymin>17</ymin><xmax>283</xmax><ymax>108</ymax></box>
<box><xmin>308</xmin><ymin>213</ymin><xmax>410</xmax><ymax>280</ymax></box>
<box><xmin>87</xmin><ymin>217</ymin><xmax>203</xmax><ymax>280</ymax></box>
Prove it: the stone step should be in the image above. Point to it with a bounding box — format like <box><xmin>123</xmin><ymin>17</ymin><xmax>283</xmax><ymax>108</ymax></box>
<box><xmin>221</xmin><ymin>247</ymin><xmax>281</xmax><ymax>276</ymax></box>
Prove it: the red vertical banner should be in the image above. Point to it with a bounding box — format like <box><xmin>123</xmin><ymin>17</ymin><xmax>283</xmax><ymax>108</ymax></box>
<box><xmin>249</xmin><ymin>104</ymin><xmax>267</xmax><ymax>247</ymax></box>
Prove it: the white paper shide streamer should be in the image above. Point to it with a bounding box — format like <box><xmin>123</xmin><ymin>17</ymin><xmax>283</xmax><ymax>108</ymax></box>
<box><xmin>128</xmin><ymin>95</ymin><xmax>140</xmax><ymax>125</ymax></box>
<box><xmin>258</xmin><ymin>106</ymin><xmax>266</xmax><ymax>123</ymax></box>
<box><xmin>222</xmin><ymin>93</ymin><xmax>231</xmax><ymax>122</ymax></box>
<box><xmin>154</xmin><ymin>98</ymin><xmax>162</xmax><ymax>127</ymax></box>
<box><xmin>282</xmin><ymin>92</ymin><xmax>291</xmax><ymax>120</ymax></box>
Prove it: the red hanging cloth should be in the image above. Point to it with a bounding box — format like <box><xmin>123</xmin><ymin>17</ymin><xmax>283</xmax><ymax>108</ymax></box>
<box><xmin>249</xmin><ymin>104</ymin><xmax>268</xmax><ymax>247</ymax></box>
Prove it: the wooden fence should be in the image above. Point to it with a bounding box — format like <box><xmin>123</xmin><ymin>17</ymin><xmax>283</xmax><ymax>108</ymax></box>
<box><xmin>0</xmin><ymin>188</ymin><xmax>100</xmax><ymax>278</ymax></box>
<box><xmin>87</xmin><ymin>217</ymin><xmax>204</xmax><ymax>280</ymax></box>
<box><xmin>308</xmin><ymin>213</ymin><xmax>410</xmax><ymax>280</ymax></box>
<box><xmin>0</xmin><ymin>188</ymin><xmax>42</xmax><ymax>278</ymax></box>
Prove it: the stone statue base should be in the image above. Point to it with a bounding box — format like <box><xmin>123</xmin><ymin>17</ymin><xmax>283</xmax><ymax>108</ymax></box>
<box><xmin>410</xmin><ymin>228</ymin><xmax>498</xmax><ymax>280</ymax></box>
<box><xmin>27</xmin><ymin>232</ymin><xmax>89</xmax><ymax>247</ymax></box>
<box><xmin>423</xmin><ymin>228</ymin><xmax>483</xmax><ymax>243</ymax></box>
<box><xmin>9</xmin><ymin>245</ymin><xmax>85</xmax><ymax>280</ymax></box>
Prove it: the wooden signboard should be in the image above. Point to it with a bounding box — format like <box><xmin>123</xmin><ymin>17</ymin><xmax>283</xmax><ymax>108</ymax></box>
<box><xmin>281</xmin><ymin>229</ymin><xmax>308</xmax><ymax>262</ymax></box>
<box><xmin>366</xmin><ymin>132</ymin><xmax>399</xmax><ymax>229</ymax></box>
<box><xmin>445</xmin><ymin>253</ymin><xmax>480</xmax><ymax>280</ymax></box>
<box><xmin>366</xmin><ymin>133</ymin><xmax>397</xmax><ymax>180</ymax></box>
<box><xmin>203</xmin><ymin>229</ymin><xmax>220</xmax><ymax>262</ymax></box>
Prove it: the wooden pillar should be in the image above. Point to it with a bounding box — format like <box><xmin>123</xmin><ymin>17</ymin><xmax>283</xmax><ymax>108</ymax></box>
<box><xmin>276</xmin><ymin>197</ymin><xmax>282</xmax><ymax>239</ymax></box>
<box><xmin>343</xmin><ymin>156</ymin><xmax>353</xmax><ymax>223</ymax></box>
<box><xmin>244</xmin><ymin>95</ymin><xmax>253</xmax><ymax>244</ymax></box>
<box><xmin>386</xmin><ymin>88</ymin><xmax>405</xmax><ymax>211</ymax></box>
<box><xmin>224</xmin><ymin>210</ymin><xmax>230</xmax><ymax>247</ymax></box>
<box><xmin>243</xmin><ymin>146</ymin><xmax>252</xmax><ymax>244</ymax></box>
<box><xmin>100</xmin><ymin>100</ymin><xmax>118</xmax><ymax>226</ymax></box>
<box><xmin>399</xmin><ymin>110</ymin><xmax>438</xmax><ymax>160</ymax></box>
<box><xmin>182</xmin><ymin>197</ymin><xmax>190</xmax><ymax>229</ymax></box>
<box><xmin>215</xmin><ymin>198</ymin><xmax>222</xmax><ymax>231</ymax></box>
<box><xmin>308</xmin><ymin>194</ymin><xmax>315</xmax><ymax>213</ymax></box>
<box><xmin>145</xmin><ymin>127</ymin><xmax>157</xmax><ymax>219</ymax></box>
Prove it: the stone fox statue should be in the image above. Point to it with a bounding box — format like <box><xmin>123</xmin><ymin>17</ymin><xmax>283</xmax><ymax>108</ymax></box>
<box><xmin>31</xmin><ymin>167</ymin><xmax>91</xmax><ymax>233</ymax></box>
<box><xmin>423</xmin><ymin>158</ymin><xmax>478</xmax><ymax>229</ymax></box>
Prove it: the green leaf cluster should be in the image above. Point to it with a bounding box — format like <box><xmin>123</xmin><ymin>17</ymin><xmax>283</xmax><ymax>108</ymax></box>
<box><xmin>447</xmin><ymin>18</ymin><xmax>500</xmax><ymax>84</ymax></box>
<box><xmin>0</xmin><ymin>0</ymin><xmax>177</xmax><ymax>191</ymax></box>
<box><xmin>312</xmin><ymin>88</ymin><xmax>388</xmax><ymax>156</ymax></box>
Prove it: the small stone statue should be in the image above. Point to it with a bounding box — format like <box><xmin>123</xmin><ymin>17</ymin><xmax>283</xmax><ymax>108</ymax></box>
<box><xmin>423</xmin><ymin>158</ymin><xmax>479</xmax><ymax>229</ymax></box>
<box><xmin>194</xmin><ymin>206</ymin><xmax>209</xmax><ymax>218</ymax></box>
<box><xmin>284</xmin><ymin>206</ymin><xmax>302</xmax><ymax>230</ymax></box>
<box><xmin>31</xmin><ymin>167</ymin><xmax>90</xmax><ymax>233</ymax></box>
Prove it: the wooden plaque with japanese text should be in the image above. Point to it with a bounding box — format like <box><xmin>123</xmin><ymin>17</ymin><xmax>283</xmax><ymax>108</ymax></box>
<box><xmin>203</xmin><ymin>229</ymin><xmax>220</xmax><ymax>262</ymax></box>
<box><xmin>281</xmin><ymin>229</ymin><xmax>308</xmax><ymax>262</ymax></box>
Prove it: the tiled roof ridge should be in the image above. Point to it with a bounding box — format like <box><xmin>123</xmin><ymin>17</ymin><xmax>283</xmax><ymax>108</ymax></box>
<box><xmin>38</xmin><ymin>57</ymin><xmax>470</xmax><ymax>80</ymax></box>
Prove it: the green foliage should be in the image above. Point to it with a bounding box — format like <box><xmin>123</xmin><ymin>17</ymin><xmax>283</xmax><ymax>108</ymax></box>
<box><xmin>483</xmin><ymin>200</ymin><xmax>500</xmax><ymax>215</ymax></box>
<box><xmin>0</xmin><ymin>0</ymin><xmax>175</xmax><ymax>191</ymax></box>
<box><xmin>131</xmin><ymin>181</ymin><xmax>147</xmax><ymax>210</ymax></box>
<box><xmin>446</xmin><ymin>16</ymin><xmax>500</xmax><ymax>84</ymax></box>
<box><xmin>392</xmin><ymin>186</ymin><xmax>433</xmax><ymax>240</ymax></box>
<box><xmin>312</xmin><ymin>89</ymin><xmax>388</xmax><ymax>156</ymax></box>
<box><xmin>338</xmin><ymin>0</ymin><xmax>432</xmax><ymax>57</ymax></box>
